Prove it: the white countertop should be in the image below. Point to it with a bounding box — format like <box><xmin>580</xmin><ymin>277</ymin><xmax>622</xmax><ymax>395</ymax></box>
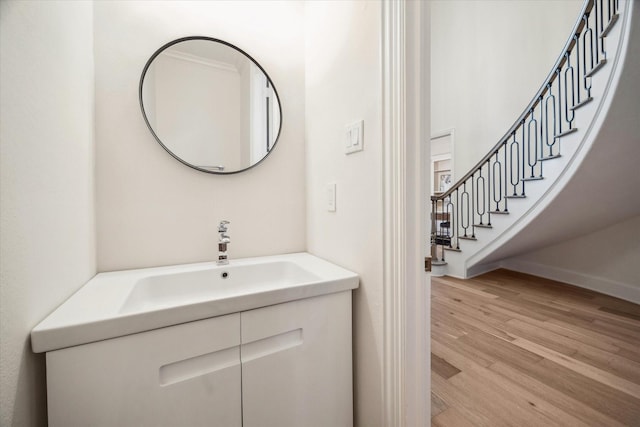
<box><xmin>31</xmin><ymin>252</ymin><xmax>359</xmax><ymax>353</ymax></box>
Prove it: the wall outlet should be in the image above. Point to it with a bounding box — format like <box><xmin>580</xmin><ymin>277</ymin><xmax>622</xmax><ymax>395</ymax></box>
<box><xmin>326</xmin><ymin>183</ymin><xmax>336</xmax><ymax>212</ymax></box>
<box><xmin>345</xmin><ymin>120</ymin><xmax>364</xmax><ymax>154</ymax></box>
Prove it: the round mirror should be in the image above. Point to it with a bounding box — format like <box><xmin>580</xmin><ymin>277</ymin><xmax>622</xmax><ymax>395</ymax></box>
<box><xmin>139</xmin><ymin>37</ymin><xmax>282</xmax><ymax>174</ymax></box>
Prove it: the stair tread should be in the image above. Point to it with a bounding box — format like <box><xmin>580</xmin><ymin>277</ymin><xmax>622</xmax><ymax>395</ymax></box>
<box><xmin>539</xmin><ymin>154</ymin><xmax>562</xmax><ymax>161</ymax></box>
<box><xmin>554</xmin><ymin>127</ymin><xmax>578</xmax><ymax>138</ymax></box>
<box><xmin>490</xmin><ymin>210</ymin><xmax>509</xmax><ymax>214</ymax></box>
<box><xmin>571</xmin><ymin>97</ymin><xmax>593</xmax><ymax>111</ymax></box>
<box><xmin>585</xmin><ymin>59</ymin><xmax>607</xmax><ymax>78</ymax></box>
<box><xmin>600</xmin><ymin>13</ymin><xmax>619</xmax><ymax>38</ymax></box>
<box><xmin>522</xmin><ymin>176</ymin><xmax>544</xmax><ymax>182</ymax></box>
<box><xmin>444</xmin><ymin>247</ymin><xmax>462</xmax><ymax>252</ymax></box>
<box><xmin>474</xmin><ymin>224</ymin><xmax>493</xmax><ymax>229</ymax></box>
<box><xmin>506</xmin><ymin>195</ymin><xmax>526</xmax><ymax>199</ymax></box>
<box><xmin>459</xmin><ymin>236</ymin><xmax>477</xmax><ymax>241</ymax></box>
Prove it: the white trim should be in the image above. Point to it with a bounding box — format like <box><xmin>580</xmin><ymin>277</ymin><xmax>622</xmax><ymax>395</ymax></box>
<box><xmin>465</xmin><ymin>261</ymin><xmax>502</xmax><ymax>278</ymax></box>
<box><xmin>431</xmin><ymin>153</ymin><xmax>450</xmax><ymax>162</ymax></box>
<box><xmin>430</xmin><ymin>128</ymin><xmax>454</xmax><ymax>140</ymax></box>
<box><xmin>405</xmin><ymin>1</ymin><xmax>431</xmax><ymax>426</ymax></box>
<box><xmin>382</xmin><ymin>1</ymin><xmax>430</xmax><ymax>426</ymax></box>
<box><xmin>162</xmin><ymin>50</ymin><xmax>239</xmax><ymax>73</ymax></box>
<box><xmin>502</xmin><ymin>259</ymin><xmax>640</xmax><ymax>305</ymax></box>
<box><xmin>382</xmin><ymin>1</ymin><xmax>406</xmax><ymax>424</ymax></box>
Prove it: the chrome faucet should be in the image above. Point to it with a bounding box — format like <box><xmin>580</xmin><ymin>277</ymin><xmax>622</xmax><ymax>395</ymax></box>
<box><xmin>217</xmin><ymin>220</ymin><xmax>230</xmax><ymax>265</ymax></box>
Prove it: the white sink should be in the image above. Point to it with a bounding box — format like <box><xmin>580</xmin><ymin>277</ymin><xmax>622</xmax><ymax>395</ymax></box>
<box><xmin>31</xmin><ymin>253</ymin><xmax>358</xmax><ymax>353</ymax></box>
<box><xmin>120</xmin><ymin>260</ymin><xmax>321</xmax><ymax>314</ymax></box>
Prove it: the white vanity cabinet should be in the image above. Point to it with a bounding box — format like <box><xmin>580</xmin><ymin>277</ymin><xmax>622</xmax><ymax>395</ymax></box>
<box><xmin>241</xmin><ymin>290</ymin><xmax>353</xmax><ymax>427</ymax></box>
<box><xmin>46</xmin><ymin>313</ymin><xmax>242</xmax><ymax>427</ymax></box>
<box><xmin>45</xmin><ymin>291</ymin><xmax>353</xmax><ymax>427</ymax></box>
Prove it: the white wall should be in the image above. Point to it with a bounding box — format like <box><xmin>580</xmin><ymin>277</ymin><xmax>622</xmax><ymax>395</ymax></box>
<box><xmin>1</xmin><ymin>3</ymin><xmax>385</xmax><ymax>426</ymax></box>
<box><xmin>94</xmin><ymin>1</ymin><xmax>306</xmax><ymax>271</ymax></box>
<box><xmin>505</xmin><ymin>215</ymin><xmax>640</xmax><ymax>303</ymax></box>
<box><xmin>0</xmin><ymin>2</ymin><xmax>96</xmax><ymax>426</ymax></box>
<box><xmin>305</xmin><ymin>2</ymin><xmax>384</xmax><ymax>425</ymax></box>
<box><xmin>431</xmin><ymin>1</ymin><xmax>582</xmax><ymax>179</ymax></box>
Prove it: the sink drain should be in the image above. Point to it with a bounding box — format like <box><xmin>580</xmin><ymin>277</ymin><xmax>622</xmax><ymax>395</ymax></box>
<box><xmin>221</xmin><ymin>271</ymin><xmax>229</xmax><ymax>279</ymax></box>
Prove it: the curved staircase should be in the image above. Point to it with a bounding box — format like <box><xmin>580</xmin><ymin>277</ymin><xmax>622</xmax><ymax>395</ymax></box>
<box><xmin>431</xmin><ymin>0</ymin><xmax>640</xmax><ymax>282</ymax></box>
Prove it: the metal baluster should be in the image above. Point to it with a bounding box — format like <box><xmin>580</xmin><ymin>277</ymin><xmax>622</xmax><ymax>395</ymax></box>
<box><xmin>486</xmin><ymin>160</ymin><xmax>492</xmax><ymax>226</ymax></box>
<box><xmin>440</xmin><ymin>198</ymin><xmax>446</xmax><ymax>261</ymax></box>
<box><xmin>503</xmin><ymin>142</ymin><xmax>509</xmax><ymax>212</ymax></box>
<box><xmin>510</xmin><ymin>133</ymin><xmax>520</xmax><ymax>196</ymax></box>
<box><xmin>594</xmin><ymin>0</ymin><xmax>607</xmax><ymax>59</ymax></box>
<box><xmin>455</xmin><ymin>188</ymin><xmax>460</xmax><ymax>249</ymax></box>
<box><xmin>446</xmin><ymin>196</ymin><xmax>454</xmax><ymax>248</ymax></box>
<box><xmin>544</xmin><ymin>84</ymin><xmax>558</xmax><ymax>157</ymax></box>
<box><xmin>582</xmin><ymin>15</ymin><xmax>594</xmax><ymax>97</ymax></box>
<box><xmin>538</xmin><ymin>97</ymin><xmax>545</xmax><ymax>178</ymax></box>
<box><xmin>461</xmin><ymin>182</ymin><xmax>469</xmax><ymax>238</ymax></box>
<box><xmin>594</xmin><ymin>1</ymin><xmax>601</xmax><ymax>63</ymax></box>
<box><xmin>556</xmin><ymin>68</ymin><xmax>563</xmax><ymax>135</ymax></box>
<box><xmin>527</xmin><ymin>110</ymin><xmax>539</xmax><ymax>178</ymax></box>
<box><xmin>520</xmin><ymin>123</ymin><xmax>527</xmax><ymax>196</ymax></box>
<box><xmin>471</xmin><ymin>172</ymin><xmax>476</xmax><ymax>238</ymax></box>
<box><xmin>492</xmin><ymin>151</ymin><xmax>503</xmax><ymax>211</ymax></box>
<box><xmin>564</xmin><ymin>52</ymin><xmax>576</xmax><ymax>129</ymax></box>
<box><xmin>600</xmin><ymin>0</ymin><xmax>609</xmax><ymax>60</ymax></box>
<box><xmin>574</xmin><ymin>35</ymin><xmax>582</xmax><ymax>104</ymax></box>
<box><xmin>476</xmin><ymin>170</ymin><xmax>486</xmax><ymax>226</ymax></box>
<box><xmin>440</xmin><ymin>197</ymin><xmax>445</xmax><ymax>260</ymax></box>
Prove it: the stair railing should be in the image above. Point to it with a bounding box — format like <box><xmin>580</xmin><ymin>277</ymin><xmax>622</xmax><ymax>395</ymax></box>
<box><xmin>431</xmin><ymin>0</ymin><xmax>620</xmax><ymax>264</ymax></box>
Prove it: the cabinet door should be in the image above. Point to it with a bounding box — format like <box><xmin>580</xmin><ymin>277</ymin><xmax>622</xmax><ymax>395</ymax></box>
<box><xmin>241</xmin><ymin>291</ymin><xmax>353</xmax><ymax>427</ymax></box>
<box><xmin>47</xmin><ymin>314</ymin><xmax>241</xmax><ymax>427</ymax></box>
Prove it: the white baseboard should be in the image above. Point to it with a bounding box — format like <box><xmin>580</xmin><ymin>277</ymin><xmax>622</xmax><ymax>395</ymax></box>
<box><xmin>501</xmin><ymin>259</ymin><xmax>640</xmax><ymax>305</ymax></box>
<box><xmin>466</xmin><ymin>261</ymin><xmax>502</xmax><ymax>279</ymax></box>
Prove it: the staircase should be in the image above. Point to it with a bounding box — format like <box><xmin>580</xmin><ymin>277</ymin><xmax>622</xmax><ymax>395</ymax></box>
<box><xmin>431</xmin><ymin>0</ymin><xmax>639</xmax><ymax>278</ymax></box>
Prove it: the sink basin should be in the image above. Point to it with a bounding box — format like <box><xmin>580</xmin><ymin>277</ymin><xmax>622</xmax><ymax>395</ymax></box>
<box><xmin>120</xmin><ymin>261</ymin><xmax>321</xmax><ymax>314</ymax></box>
<box><xmin>31</xmin><ymin>253</ymin><xmax>358</xmax><ymax>353</ymax></box>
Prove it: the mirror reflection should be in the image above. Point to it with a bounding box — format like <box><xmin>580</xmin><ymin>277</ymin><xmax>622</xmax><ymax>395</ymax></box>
<box><xmin>140</xmin><ymin>37</ymin><xmax>282</xmax><ymax>174</ymax></box>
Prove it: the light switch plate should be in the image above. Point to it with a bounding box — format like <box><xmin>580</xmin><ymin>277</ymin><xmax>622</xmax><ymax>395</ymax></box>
<box><xmin>326</xmin><ymin>183</ymin><xmax>336</xmax><ymax>212</ymax></box>
<box><xmin>345</xmin><ymin>120</ymin><xmax>364</xmax><ymax>154</ymax></box>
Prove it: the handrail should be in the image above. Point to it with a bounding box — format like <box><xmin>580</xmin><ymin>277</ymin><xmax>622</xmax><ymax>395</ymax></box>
<box><xmin>430</xmin><ymin>0</ymin><xmax>620</xmax><ymax>264</ymax></box>
<box><xmin>432</xmin><ymin>0</ymin><xmax>594</xmax><ymax>202</ymax></box>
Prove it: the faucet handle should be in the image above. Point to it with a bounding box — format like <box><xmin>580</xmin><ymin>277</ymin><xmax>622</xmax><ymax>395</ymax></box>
<box><xmin>218</xmin><ymin>220</ymin><xmax>230</xmax><ymax>232</ymax></box>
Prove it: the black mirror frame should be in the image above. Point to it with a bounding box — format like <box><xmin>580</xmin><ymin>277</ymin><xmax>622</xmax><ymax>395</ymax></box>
<box><xmin>139</xmin><ymin>36</ymin><xmax>283</xmax><ymax>175</ymax></box>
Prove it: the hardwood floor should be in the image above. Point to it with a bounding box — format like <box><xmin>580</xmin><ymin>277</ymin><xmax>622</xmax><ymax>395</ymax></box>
<box><xmin>431</xmin><ymin>269</ymin><xmax>640</xmax><ymax>427</ymax></box>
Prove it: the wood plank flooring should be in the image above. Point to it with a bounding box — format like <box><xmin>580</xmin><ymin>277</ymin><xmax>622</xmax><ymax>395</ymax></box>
<box><xmin>431</xmin><ymin>269</ymin><xmax>640</xmax><ymax>427</ymax></box>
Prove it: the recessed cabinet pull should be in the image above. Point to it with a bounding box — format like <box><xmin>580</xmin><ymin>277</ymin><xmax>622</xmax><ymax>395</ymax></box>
<box><xmin>241</xmin><ymin>329</ymin><xmax>303</xmax><ymax>363</ymax></box>
<box><xmin>159</xmin><ymin>346</ymin><xmax>239</xmax><ymax>386</ymax></box>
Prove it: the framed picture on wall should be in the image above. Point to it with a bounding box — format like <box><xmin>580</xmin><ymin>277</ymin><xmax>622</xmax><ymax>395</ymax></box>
<box><xmin>436</xmin><ymin>172</ymin><xmax>452</xmax><ymax>193</ymax></box>
<box><xmin>430</xmin><ymin>129</ymin><xmax>454</xmax><ymax>195</ymax></box>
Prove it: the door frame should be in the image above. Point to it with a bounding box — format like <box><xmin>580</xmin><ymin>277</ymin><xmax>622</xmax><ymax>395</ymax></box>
<box><xmin>381</xmin><ymin>1</ymin><xmax>430</xmax><ymax>425</ymax></box>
